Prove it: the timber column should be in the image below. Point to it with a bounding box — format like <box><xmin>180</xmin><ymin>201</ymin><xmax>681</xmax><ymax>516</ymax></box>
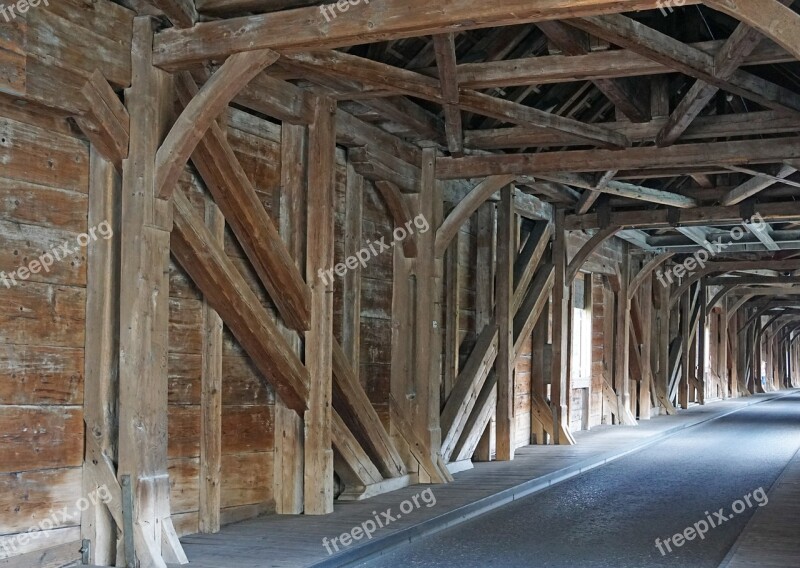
<box><xmin>118</xmin><ymin>17</ymin><xmax>186</xmax><ymax>567</ymax></box>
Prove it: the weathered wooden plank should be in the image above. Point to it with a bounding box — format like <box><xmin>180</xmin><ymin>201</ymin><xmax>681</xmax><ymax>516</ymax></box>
<box><xmin>304</xmin><ymin>95</ymin><xmax>336</xmax><ymax>515</ymax></box>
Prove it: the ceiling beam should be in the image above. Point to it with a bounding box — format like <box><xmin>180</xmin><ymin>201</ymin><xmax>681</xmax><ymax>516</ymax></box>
<box><xmin>565</xmin><ymin>201</ymin><xmax>800</xmax><ymax>231</ymax></box>
<box><xmin>436</xmin><ymin>136</ymin><xmax>800</xmax><ymax>179</ymax></box>
<box><xmin>537</xmin><ymin>21</ymin><xmax>650</xmax><ymax>122</ymax></box>
<box><xmin>452</xmin><ymin>38</ymin><xmax>791</xmax><ymax>90</ymax></box>
<box><xmin>464</xmin><ymin>111</ymin><xmax>800</xmax><ymax>150</ymax></box>
<box><xmin>283</xmin><ymin>50</ymin><xmax>630</xmax><ymax>149</ymax></box>
<box><xmin>655</xmin><ymin>17</ymin><xmax>772</xmax><ymax>146</ymax></box>
<box><xmin>540</xmin><ymin>172</ymin><xmax>697</xmax><ymax>208</ymax></box>
<box><xmin>567</xmin><ymin>14</ymin><xmax>800</xmax><ymax>116</ymax></box>
<box><xmin>703</xmin><ymin>0</ymin><xmax>800</xmax><ymax>62</ymax></box>
<box><xmin>433</xmin><ymin>33</ymin><xmax>464</xmax><ymax>155</ymax></box>
<box><xmin>720</xmin><ymin>163</ymin><xmax>798</xmax><ymax>205</ymax></box>
<box><xmin>153</xmin><ymin>0</ymin><xmax>703</xmax><ymax>70</ymax></box>
<box><xmin>746</xmin><ymin>221</ymin><xmax>781</xmax><ymax>252</ymax></box>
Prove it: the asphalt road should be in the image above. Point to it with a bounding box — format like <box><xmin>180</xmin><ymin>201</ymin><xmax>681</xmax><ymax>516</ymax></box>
<box><xmin>357</xmin><ymin>393</ymin><xmax>800</xmax><ymax>568</ymax></box>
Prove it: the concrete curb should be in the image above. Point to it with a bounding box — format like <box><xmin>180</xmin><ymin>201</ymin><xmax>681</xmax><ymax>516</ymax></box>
<box><xmin>311</xmin><ymin>390</ymin><xmax>798</xmax><ymax>568</ymax></box>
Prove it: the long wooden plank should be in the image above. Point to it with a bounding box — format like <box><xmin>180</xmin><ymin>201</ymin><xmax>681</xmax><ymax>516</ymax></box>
<box><xmin>513</xmin><ymin>222</ymin><xmax>553</xmax><ymax>314</ymax></box>
<box><xmin>171</xmin><ymin>189</ymin><xmax>309</xmax><ymax>413</ymax></box>
<box><xmin>81</xmin><ymin>147</ymin><xmax>120</xmax><ymax>566</ymax></box>
<box><xmin>117</xmin><ymin>18</ymin><xmax>185</xmax><ymax>568</ymax></box>
<box><xmin>304</xmin><ymin>95</ymin><xmax>336</xmax><ymax>515</ymax></box>
<box><xmin>496</xmin><ymin>184</ymin><xmax>515</xmax><ymax>461</ymax></box>
<box><xmin>332</xmin><ymin>339</ymin><xmax>407</xmax><ymax>479</ymax></box>
<box><xmin>175</xmin><ymin>75</ymin><xmax>312</xmax><ymax>332</ymax></box>
<box><xmin>153</xmin><ymin>0</ymin><xmax>696</xmax><ymax>69</ymax></box>
<box><xmin>440</xmin><ymin>323</ymin><xmax>499</xmax><ymax>462</ymax></box>
<box><xmin>436</xmin><ymin>136</ymin><xmax>800</xmax><ymax>179</ymax></box>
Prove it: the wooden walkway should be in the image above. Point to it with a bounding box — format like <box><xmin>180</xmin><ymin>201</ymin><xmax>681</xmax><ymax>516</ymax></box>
<box><xmin>721</xmin><ymin>442</ymin><xmax>800</xmax><ymax>568</ymax></box>
<box><xmin>178</xmin><ymin>393</ymin><xmax>792</xmax><ymax>568</ymax></box>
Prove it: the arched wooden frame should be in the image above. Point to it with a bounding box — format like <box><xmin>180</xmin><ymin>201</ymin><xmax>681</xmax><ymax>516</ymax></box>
<box><xmin>704</xmin><ymin>0</ymin><xmax>800</xmax><ymax>61</ymax></box>
<box><xmin>155</xmin><ymin>49</ymin><xmax>280</xmax><ymax>199</ymax></box>
<box><xmin>628</xmin><ymin>252</ymin><xmax>674</xmax><ymax>301</ymax></box>
<box><xmin>565</xmin><ymin>225</ymin><xmax>620</xmax><ymax>284</ymax></box>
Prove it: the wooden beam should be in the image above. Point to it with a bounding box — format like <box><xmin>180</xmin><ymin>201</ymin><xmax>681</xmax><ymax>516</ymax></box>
<box><xmin>513</xmin><ymin>222</ymin><xmax>553</xmax><ymax>314</ymax></box>
<box><xmin>452</xmin><ymin>374</ymin><xmax>498</xmax><ymax>461</ymax></box>
<box><xmin>332</xmin><ymin>410</ymin><xmax>384</xmax><ymax>490</ymax></box>
<box><xmin>721</xmin><ymin>164</ymin><xmax>798</xmax><ymax>205</ymax></box>
<box><xmin>551</xmin><ymin>210</ymin><xmax>574</xmax><ymax>442</ymax></box>
<box><xmin>453</xmin><ymin>38</ymin><xmax>790</xmax><ymax>90</ymax></box>
<box><xmin>496</xmin><ymin>185</ymin><xmax>516</xmax><ymax>460</ymax></box>
<box><xmin>703</xmin><ymin>0</ymin><xmax>800</xmax><ymax>62</ymax></box>
<box><xmin>655</xmin><ymin>18</ymin><xmax>771</xmax><ymax>146</ymax></box>
<box><xmin>81</xmin><ymin>148</ymin><xmax>121</xmax><ymax>566</ymax></box>
<box><xmin>175</xmin><ymin>75</ymin><xmax>312</xmax><ymax>332</ymax></box>
<box><xmin>389</xmin><ymin>396</ymin><xmax>453</xmax><ymax>483</ymax></box>
<box><xmin>172</xmin><ymin>190</ymin><xmax>309</xmax><ymax>412</ymax></box>
<box><xmin>538</xmin><ymin>20</ymin><xmax>650</xmax><ymax>122</ymax></box>
<box><xmin>304</xmin><ymin>95</ymin><xmax>337</xmax><ymax>515</ymax></box>
<box><xmin>433</xmin><ymin>33</ymin><xmax>464</xmax><ymax>155</ymax></box>
<box><xmin>374</xmin><ymin>180</ymin><xmax>418</xmax><ymax>258</ymax></box>
<box><xmin>153</xmin><ymin>0</ymin><xmax>698</xmax><ymax>69</ymax></box>
<box><xmin>435</xmin><ymin>175</ymin><xmax>516</xmax><ymax>257</ymax></box>
<box><xmin>569</xmin><ymin>15</ymin><xmax>800</xmax><ymax>116</ymax></box>
<box><xmin>440</xmin><ymin>323</ymin><xmax>499</xmax><ymax>462</ymax></box>
<box><xmin>332</xmin><ymin>340</ymin><xmax>408</xmax><ymax>479</ymax></box>
<box><xmin>349</xmin><ymin>146</ymin><xmax>422</xmax><ymax>194</ymax></box>
<box><xmin>342</xmin><ymin>163</ymin><xmax>363</xmax><ymax>365</ymax></box>
<box><xmin>199</xmin><ymin>202</ymin><xmax>224</xmax><ymax>534</ymax></box>
<box><xmin>282</xmin><ymin>51</ymin><xmax>630</xmax><ymax>149</ymax></box>
<box><xmin>437</xmin><ymin>136</ymin><xmax>800</xmax><ymax>180</ymax></box>
<box><xmin>566</xmin><ymin>226</ymin><xmax>621</xmax><ymax>284</ymax></box>
<box><xmin>542</xmin><ymin>173</ymin><xmax>697</xmax><ymax>209</ymax></box>
<box><xmin>155</xmin><ymin>52</ymin><xmax>279</xmax><ymax>199</ymax></box>
<box><xmin>629</xmin><ymin>252</ymin><xmax>674</xmax><ymax>301</ymax></box>
<box><xmin>118</xmin><ymin>18</ymin><xmax>186</xmax><ymax>568</ymax></box>
<box><xmin>566</xmin><ymin>200</ymin><xmax>800</xmax><ymax>231</ymax></box>
<box><xmin>513</xmin><ymin>262</ymin><xmax>556</xmax><ymax>355</ymax></box>
<box><xmin>464</xmin><ymin>111</ymin><xmax>800</xmax><ymax>151</ymax></box>
<box><xmin>147</xmin><ymin>0</ymin><xmax>198</xmax><ymax>27</ymax></box>
<box><xmin>74</xmin><ymin>71</ymin><xmax>130</xmax><ymax>173</ymax></box>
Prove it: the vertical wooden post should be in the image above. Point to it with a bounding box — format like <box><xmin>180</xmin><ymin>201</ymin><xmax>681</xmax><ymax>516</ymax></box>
<box><xmin>495</xmin><ymin>184</ymin><xmax>515</xmax><ymax>460</ymax></box>
<box><xmin>199</xmin><ymin>202</ymin><xmax>224</xmax><ymax>534</ymax></box>
<box><xmin>342</xmin><ymin>162</ymin><xmax>363</xmax><ymax>369</ymax></box>
<box><xmin>613</xmin><ymin>250</ymin><xmax>634</xmax><ymax>423</ymax></box>
<box><xmin>474</xmin><ymin>203</ymin><xmax>496</xmax><ymax>460</ymax></box>
<box><xmin>531</xmin><ymin>298</ymin><xmax>549</xmax><ymax>443</ymax></box>
<box><xmin>638</xmin><ymin>272</ymin><xmax>653</xmax><ymax>420</ymax></box>
<box><xmin>413</xmin><ymin>147</ymin><xmax>443</xmax><ymax>468</ymax></box>
<box><xmin>551</xmin><ymin>209</ymin><xmax>571</xmax><ymax>442</ymax></box>
<box><xmin>657</xmin><ymin>276</ymin><xmax>670</xmax><ymax>412</ymax></box>
<box><xmin>443</xmin><ymin>230</ymin><xmax>461</xmax><ymax>398</ymax></box>
<box><xmin>719</xmin><ymin>297</ymin><xmax>729</xmax><ymax>399</ymax></box>
<box><xmin>697</xmin><ymin>280</ymin><xmax>707</xmax><ymax>404</ymax></box>
<box><xmin>118</xmin><ymin>17</ymin><xmax>186</xmax><ymax>567</ymax></box>
<box><xmin>679</xmin><ymin>290</ymin><xmax>691</xmax><ymax>409</ymax></box>
<box><xmin>304</xmin><ymin>95</ymin><xmax>336</xmax><ymax>515</ymax></box>
<box><xmin>82</xmin><ymin>147</ymin><xmax>121</xmax><ymax>565</ymax></box>
<box><xmin>274</xmin><ymin>122</ymin><xmax>306</xmax><ymax>514</ymax></box>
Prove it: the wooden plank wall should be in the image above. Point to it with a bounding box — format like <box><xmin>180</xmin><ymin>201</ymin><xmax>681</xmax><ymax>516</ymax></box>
<box><xmin>0</xmin><ymin>114</ymin><xmax>88</xmax><ymax>557</ymax></box>
<box><xmin>168</xmin><ymin>116</ymin><xmax>284</xmax><ymax>537</ymax></box>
